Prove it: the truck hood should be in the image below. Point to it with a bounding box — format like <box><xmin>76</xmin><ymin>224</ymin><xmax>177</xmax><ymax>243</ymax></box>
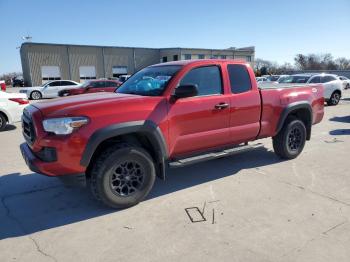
<box><xmin>32</xmin><ymin>92</ymin><xmax>162</xmax><ymax>117</ymax></box>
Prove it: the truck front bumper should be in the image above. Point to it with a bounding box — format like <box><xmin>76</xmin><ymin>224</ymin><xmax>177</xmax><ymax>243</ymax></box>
<box><xmin>20</xmin><ymin>143</ymin><xmax>86</xmax><ymax>186</ymax></box>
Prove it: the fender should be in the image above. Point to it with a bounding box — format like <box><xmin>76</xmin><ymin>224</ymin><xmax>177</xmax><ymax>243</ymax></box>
<box><xmin>80</xmin><ymin>120</ymin><xmax>168</xmax><ymax>178</ymax></box>
<box><xmin>275</xmin><ymin>101</ymin><xmax>312</xmax><ymax>139</ymax></box>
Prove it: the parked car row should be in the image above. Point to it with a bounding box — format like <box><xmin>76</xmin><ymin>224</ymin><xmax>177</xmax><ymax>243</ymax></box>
<box><xmin>258</xmin><ymin>73</ymin><xmax>348</xmax><ymax>106</ymax></box>
<box><xmin>19</xmin><ymin>79</ymin><xmax>122</xmax><ymax>100</ymax></box>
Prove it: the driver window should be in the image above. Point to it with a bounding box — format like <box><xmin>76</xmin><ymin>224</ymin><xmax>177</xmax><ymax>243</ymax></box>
<box><xmin>180</xmin><ymin>66</ymin><xmax>222</xmax><ymax>96</ymax></box>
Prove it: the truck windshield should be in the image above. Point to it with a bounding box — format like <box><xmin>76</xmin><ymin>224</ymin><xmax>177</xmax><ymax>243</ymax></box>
<box><xmin>116</xmin><ymin>65</ymin><xmax>181</xmax><ymax>96</ymax></box>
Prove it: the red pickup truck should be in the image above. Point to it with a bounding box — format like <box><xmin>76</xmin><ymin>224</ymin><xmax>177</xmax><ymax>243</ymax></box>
<box><xmin>20</xmin><ymin>60</ymin><xmax>324</xmax><ymax>208</ymax></box>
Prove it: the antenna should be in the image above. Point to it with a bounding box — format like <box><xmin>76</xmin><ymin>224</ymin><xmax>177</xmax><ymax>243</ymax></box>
<box><xmin>22</xmin><ymin>35</ymin><xmax>32</xmax><ymax>42</ymax></box>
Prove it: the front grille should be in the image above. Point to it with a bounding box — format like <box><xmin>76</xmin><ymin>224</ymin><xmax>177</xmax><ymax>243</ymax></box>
<box><xmin>22</xmin><ymin>109</ymin><xmax>36</xmax><ymax>144</ymax></box>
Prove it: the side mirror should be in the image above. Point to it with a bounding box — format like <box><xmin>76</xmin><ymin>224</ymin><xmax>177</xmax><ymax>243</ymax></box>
<box><xmin>173</xmin><ymin>84</ymin><xmax>198</xmax><ymax>99</ymax></box>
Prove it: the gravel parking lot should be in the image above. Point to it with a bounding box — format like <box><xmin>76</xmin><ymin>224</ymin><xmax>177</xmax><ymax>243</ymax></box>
<box><xmin>0</xmin><ymin>91</ymin><xmax>349</xmax><ymax>262</ymax></box>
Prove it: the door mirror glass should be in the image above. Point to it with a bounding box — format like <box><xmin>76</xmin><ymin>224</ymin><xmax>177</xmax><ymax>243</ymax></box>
<box><xmin>173</xmin><ymin>84</ymin><xmax>198</xmax><ymax>99</ymax></box>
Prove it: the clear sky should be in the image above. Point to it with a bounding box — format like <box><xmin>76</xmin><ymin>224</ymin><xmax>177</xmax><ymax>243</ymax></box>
<box><xmin>1</xmin><ymin>0</ymin><xmax>349</xmax><ymax>74</ymax></box>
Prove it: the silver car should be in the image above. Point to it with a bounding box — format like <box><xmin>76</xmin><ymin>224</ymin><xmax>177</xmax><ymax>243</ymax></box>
<box><xmin>20</xmin><ymin>80</ymin><xmax>80</xmax><ymax>100</ymax></box>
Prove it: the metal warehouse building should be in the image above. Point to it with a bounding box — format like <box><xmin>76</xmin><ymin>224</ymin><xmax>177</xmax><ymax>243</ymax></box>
<box><xmin>20</xmin><ymin>42</ymin><xmax>255</xmax><ymax>86</ymax></box>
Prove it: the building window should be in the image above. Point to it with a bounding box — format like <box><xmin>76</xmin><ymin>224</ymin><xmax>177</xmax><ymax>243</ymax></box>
<box><xmin>112</xmin><ymin>66</ymin><xmax>127</xmax><ymax>78</ymax></box>
<box><xmin>212</xmin><ymin>55</ymin><xmax>219</xmax><ymax>59</ymax></box>
<box><xmin>184</xmin><ymin>54</ymin><xmax>191</xmax><ymax>60</ymax></box>
<box><xmin>173</xmin><ymin>55</ymin><xmax>178</xmax><ymax>61</ymax></box>
<box><xmin>221</xmin><ymin>55</ymin><xmax>227</xmax><ymax>59</ymax></box>
<box><xmin>79</xmin><ymin>66</ymin><xmax>96</xmax><ymax>82</ymax></box>
<box><xmin>198</xmin><ymin>54</ymin><xmax>205</xmax><ymax>59</ymax></box>
<box><xmin>41</xmin><ymin>66</ymin><xmax>61</xmax><ymax>83</ymax></box>
<box><xmin>162</xmin><ymin>56</ymin><xmax>168</xmax><ymax>63</ymax></box>
<box><xmin>246</xmin><ymin>56</ymin><xmax>252</xmax><ymax>62</ymax></box>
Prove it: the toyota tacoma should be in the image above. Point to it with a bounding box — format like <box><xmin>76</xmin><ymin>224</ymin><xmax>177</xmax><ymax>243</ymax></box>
<box><xmin>20</xmin><ymin>59</ymin><xmax>324</xmax><ymax>208</ymax></box>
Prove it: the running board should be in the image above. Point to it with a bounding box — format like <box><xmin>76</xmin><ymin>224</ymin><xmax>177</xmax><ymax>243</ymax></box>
<box><xmin>169</xmin><ymin>143</ymin><xmax>264</xmax><ymax>168</ymax></box>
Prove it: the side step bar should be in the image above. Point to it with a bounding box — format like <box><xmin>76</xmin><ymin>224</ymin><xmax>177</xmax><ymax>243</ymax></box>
<box><xmin>169</xmin><ymin>143</ymin><xmax>264</xmax><ymax>168</ymax></box>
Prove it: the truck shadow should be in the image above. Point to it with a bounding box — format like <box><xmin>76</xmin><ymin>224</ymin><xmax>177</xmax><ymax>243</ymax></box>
<box><xmin>0</xmin><ymin>147</ymin><xmax>281</xmax><ymax>240</ymax></box>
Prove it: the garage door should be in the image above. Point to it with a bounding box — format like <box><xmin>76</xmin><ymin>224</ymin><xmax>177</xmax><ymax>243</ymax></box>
<box><xmin>112</xmin><ymin>66</ymin><xmax>128</xmax><ymax>78</ymax></box>
<box><xmin>41</xmin><ymin>66</ymin><xmax>61</xmax><ymax>84</ymax></box>
<box><xmin>79</xmin><ymin>66</ymin><xmax>96</xmax><ymax>83</ymax></box>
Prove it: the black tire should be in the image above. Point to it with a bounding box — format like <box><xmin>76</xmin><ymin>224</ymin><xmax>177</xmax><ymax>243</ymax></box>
<box><xmin>30</xmin><ymin>91</ymin><xmax>42</xmax><ymax>100</ymax></box>
<box><xmin>273</xmin><ymin>118</ymin><xmax>306</xmax><ymax>159</ymax></box>
<box><xmin>89</xmin><ymin>143</ymin><xmax>156</xmax><ymax>208</ymax></box>
<box><xmin>327</xmin><ymin>91</ymin><xmax>341</xmax><ymax>106</ymax></box>
<box><xmin>0</xmin><ymin>113</ymin><xmax>7</xmax><ymax>131</ymax></box>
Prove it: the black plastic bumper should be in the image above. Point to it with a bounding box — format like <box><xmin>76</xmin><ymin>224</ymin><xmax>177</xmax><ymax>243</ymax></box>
<box><xmin>20</xmin><ymin>143</ymin><xmax>42</xmax><ymax>174</ymax></box>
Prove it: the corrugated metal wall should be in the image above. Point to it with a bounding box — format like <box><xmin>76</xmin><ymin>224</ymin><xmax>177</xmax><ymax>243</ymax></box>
<box><xmin>21</xmin><ymin>43</ymin><xmax>71</xmax><ymax>86</ymax></box>
<box><xmin>68</xmin><ymin>46</ymin><xmax>104</xmax><ymax>82</ymax></box>
<box><xmin>134</xmin><ymin>48</ymin><xmax>160</xmax><ymax>71</ymax></box>
<box><xmin>103</xmin><ymin>47</ymin><xmax>135</xmax><ymax>78</ymax></box>
<box><xmin>21</xmin><ymin>43</ymin><xmax>255</xmax><ymax>86</ymax></box>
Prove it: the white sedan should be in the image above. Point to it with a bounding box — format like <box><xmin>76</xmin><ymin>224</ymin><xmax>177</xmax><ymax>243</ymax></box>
<box><xmin>20</xmin><ymin>80</ymin><xmax>80</xmax><ymax>100</ymax></box>
<box><xmin>0</xmin><ymin>91</ymin><xmax>29</xmax><ymax>131</ymax></box>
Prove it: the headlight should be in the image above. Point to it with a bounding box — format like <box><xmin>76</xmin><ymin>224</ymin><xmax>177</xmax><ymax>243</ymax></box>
<box><xmin>43</xmin><ymin>117</ymin><xmax>89</xmax><ymax>135</ymax></box>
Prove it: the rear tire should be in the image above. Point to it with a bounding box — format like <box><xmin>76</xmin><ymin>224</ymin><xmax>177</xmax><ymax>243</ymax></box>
<box><xmin>0</xmin><ymin>113</ymin><xmax>7</xmax><ymax>131</ymax></box>
<box><xmin>327</xmin><ymin>91</ymin><xmax>341</xmax><ymax>106</ymax></box>
<box><xmin>89</xmin><ymin>143</ymin><xmax>156</xmax><ymax>208</ymax></box>
<box><xmin>273</xmin><ymin>118</ymin><xmax>306</xmax><ymax>159</ymax></box>
<box><xmin>30</xmin><ymin>91</ymin><xmax>42</xmax><ymax>100</ymax></box>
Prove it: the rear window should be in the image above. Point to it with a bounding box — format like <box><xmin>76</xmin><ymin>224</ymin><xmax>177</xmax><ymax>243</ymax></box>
<box><xmin>227</xmin><ymin>64</ymin><xmax>252</xmax><ymax>94</ymax></box>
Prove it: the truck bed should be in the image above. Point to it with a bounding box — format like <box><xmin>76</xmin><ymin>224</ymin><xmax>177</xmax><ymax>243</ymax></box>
<box><xmin>257</xmin><ymin>83</ymin><xmax>324</xmax><ymax>139</ymax></box>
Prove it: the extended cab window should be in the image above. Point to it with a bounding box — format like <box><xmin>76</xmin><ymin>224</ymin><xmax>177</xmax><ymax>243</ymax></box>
<box><xmin>180</xmin><ymin>66</ymin><xmax>222</xmax><ymax>96</ymax></box>
<box><xmin>227</xmin><ymin>64</ymin><xmax>252</xmax><ymax>94</ymax></box>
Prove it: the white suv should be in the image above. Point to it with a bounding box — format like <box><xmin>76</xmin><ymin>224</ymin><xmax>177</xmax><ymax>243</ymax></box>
<box><xmin>307</xmin><ymin>74</ymin><xmax>343</xmax><ymax>106</ymax></box>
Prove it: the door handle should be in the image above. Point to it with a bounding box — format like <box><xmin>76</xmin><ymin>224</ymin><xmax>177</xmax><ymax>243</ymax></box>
<box><xmin>214</xmin><ymin>102</ymin><xmax>229</xmax><ymax>109</ymax></box>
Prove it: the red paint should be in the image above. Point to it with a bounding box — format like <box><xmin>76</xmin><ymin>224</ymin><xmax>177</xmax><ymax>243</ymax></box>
<box><xmin>22</xmin><ymin>60</ymin><xmax>324</xmax><ymax>177</ymax></box>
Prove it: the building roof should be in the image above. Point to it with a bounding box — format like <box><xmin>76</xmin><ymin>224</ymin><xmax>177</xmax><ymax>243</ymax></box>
<box><xmin>21</xmin><ymin>42</ymin><xmax>255</xmax><ymax>52</ymax></box>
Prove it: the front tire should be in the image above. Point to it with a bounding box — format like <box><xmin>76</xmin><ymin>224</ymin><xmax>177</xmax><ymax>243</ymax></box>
<box><xmin>89</xmin><ymin>144</ymin><xmax>156</xmax><ymax>208</ymax></box>
<box><xmin>30</xmin><ymin>91</ymin><xmax>42</xmax><ymax>100</ymax></box>
<box><xmin>327</xmin><ymin>91</ymin><xmax>341</xmax><ymax>106</ymax></box>
<box><xmin>273</xmin><ymin>118</ymin><xmax>306</xmax><ymax>159</ymax></box>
